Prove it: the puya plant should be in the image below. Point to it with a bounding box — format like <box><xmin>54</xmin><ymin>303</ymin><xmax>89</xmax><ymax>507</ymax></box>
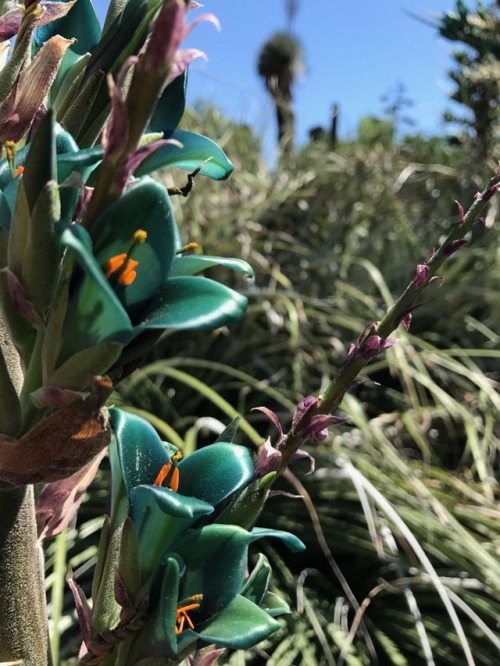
<box><xmin>0</xmin><ymin>1</ymin><xmax>499</xmax><ymax>666</ymax></box>
<box><xmin>0</xmin><ymin>1</ymin><xmax>305</xmax><ymax>664</ymax></box>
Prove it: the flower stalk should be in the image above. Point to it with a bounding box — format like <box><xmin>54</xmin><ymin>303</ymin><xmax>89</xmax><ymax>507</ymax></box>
<box><xmin>278</xmin><ymin>171</ymin><xmax>500</xmax><ymax>470</ymax></box>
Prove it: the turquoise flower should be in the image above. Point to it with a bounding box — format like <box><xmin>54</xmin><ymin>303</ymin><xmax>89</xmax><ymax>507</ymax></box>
<box><xmin>100</xmin><ymin>409</ymin><xmax>304</xmax><ymax>662</ymax></box>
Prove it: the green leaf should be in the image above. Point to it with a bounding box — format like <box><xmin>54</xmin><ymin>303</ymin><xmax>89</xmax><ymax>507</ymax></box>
<box><xmin>177</xmin><ymin>442</ymin><xmax>254</xmax><ymax>507</ymax></box>
<box><xmin>170</xmin><ymin>254</ymin><xmax>254</xmax><ymax>278</ymax></box>
<box><xmin>186</xmin><ymin>594</ymin><xmax>281</xmax><ymax>650</ymax></box>
<box><xmin>135</xmin><ymin>130</ymin><xmax>235</xmax><ymax>181</ymax></box>
<box><xmin>137</xmin><ymin>276</ymin><xmax>248</xmax><ymax>332</ymax></box>
<box><xmin>34</xmin><ymin>0</ymin><xmax>101</xmax><ymax>55</ymax></box>
<box><xmin>44</xmin><ymin>341</ymin><xmax>124</xmax><ymax>390</ymax></box>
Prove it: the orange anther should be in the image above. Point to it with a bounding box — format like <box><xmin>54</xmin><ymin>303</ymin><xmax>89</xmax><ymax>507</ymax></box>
<box><xmin>103</xmin><ymin>254</ymin><xmax>138</xmax><ymax>285</ymax></box>
<box><xmin>153</xmin><ymin>462</ymin><xmax>180</xmax><ymax>492</ymax></box>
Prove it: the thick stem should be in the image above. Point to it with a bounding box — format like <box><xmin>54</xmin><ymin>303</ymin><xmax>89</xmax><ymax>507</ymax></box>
<box><xmin>0</xmin><ymin>483</ymin><xmax>52</xmax><ymax>665</ymax></box>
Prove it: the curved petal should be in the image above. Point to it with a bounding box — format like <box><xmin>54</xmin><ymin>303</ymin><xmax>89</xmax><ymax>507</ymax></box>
<box><xmin>169</xmin><ymin>524</ymin><xmax>251</xmax><ymax>615</ymax></box>
<box><xmin>250</xmin><ymin>526</ymin><xmax>305</xmax><ymax>552</ymax></box>
<box><xmin>91</xmin><ymin>177</ymin><xmax>178</xmax><ymax>323</ymax></box>
<box><xmin>135</xmin><ymin>130</ymin><xmax>234</xmax><ymax>181</ymax></box>
<box><xmin>131</xmin><ymin>485</ymin><xmax>214</xmax><ymax>579</ymax></box>
<box><xmin>185</xmin><ymin>594</ymin><xmax>281</xmax><ymax>651</ymax></box>
<box><xmin>170</xmin><ymin>254</ymin><xmax>253</xmax><ymax>278</ymax></box>
<box><xmin>177</xmin><ymin>442</ymin><xmax>254</xmax><ymax>507</ymax></box>
<box><xmin>59</xmin><ymin>225</ymin><xmax>133</xmax><ymax>358</ymax></box>
<box><xmin>136</xmin><ymin>276</ymin><xmax>248</xmax><ymax>333</ymax></box>
<box><xmin>110</xmin><ymin>407</ymin><xmax>170</xmax><ymax>494</ymax></box>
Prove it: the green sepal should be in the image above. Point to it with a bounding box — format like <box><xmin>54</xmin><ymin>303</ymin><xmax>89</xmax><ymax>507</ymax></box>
<box><xmin>49</xmin><ymin>47</ymin><xmax>82</xmax><ymax>108</ymax></box>
<box><xmin>91</xmin><ymin>517</ymin><xmax>123</xmax><ymax>635</ymax></box>
<box><xmin>59</xmin><ymin>69</ymin><xmax>107</xmax><ymax>143</ymax></box>
<box><xmin>91</xmin><ymin>515</ymin><xmax>112</xmax><ymax>604</ymax></box>
<box><xmin>23</xmin><ymin>109</ymin><xmax>56</xmax><ymax>212</ymax></box>
<box><xmin>22</xmin><ymin>180</ymin><xmax>61</xmax><ymax>317</ymax></box>
<box><xmin>216</xmin><ymin>472</ymin><xmax>276</xmax><ymax>530</ymax></box>
<box><xmin>0</xmin><ymin>227</ymin><xmax>36</xmax><ymax>361</ymax></box>
<box><xmin>177</xmin><ymin>442</ymin><xmax>254</xmax><ymax>507</ymax></box>
<box><xmin>118</xmin><ymin>516</ymin><xmax>142</xmax><ymax>602</ymax></box>
<box><xmin>184</xmin><ymin>594</ymin><xmax>282</xmax><ymax>651</ymax></box>
<box><xmin>34</xmin><ymin>0</ymin><xmax>101</xmax><ymax>56</ymax></box>
<box><xmin>7</xmin><ymin>175</ymin><xmax>30</xmax><ymax>278</ymax></box>
<box><xmin>135</xmin><ymin>130</ymin><xmax>235</xmax><ymax>181</ymax></box>
<box><xmin>170</xmin><ymin>254</ymin><xmax>254</xmax><ymax>279</ymax></box>
<box><xmin>136</xmin><ymin>276</ymin><xmax>248</xmax><ymax>333</ymax></box>
<box><xmin>44</xmin><ymin>341</ymin><xmax>124</xmax><ymax>390</ymax></box>
<box><xmin>0</xmin><ymin>10</ymin><xmax>33</xmax><ymax>104</ymax></box>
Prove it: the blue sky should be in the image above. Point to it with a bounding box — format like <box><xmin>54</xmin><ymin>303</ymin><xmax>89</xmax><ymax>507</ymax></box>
<box><xmin>183</xmin><ymin>1</ymin><xmax>459</xmax><ymax>147</ymax></box>
<box><xmin>96</xmin><ymin>1</ymin><xmax>462</xmax><ymax>150</ymax></box>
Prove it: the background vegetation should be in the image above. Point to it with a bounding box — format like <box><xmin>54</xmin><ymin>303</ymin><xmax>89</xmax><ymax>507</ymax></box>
<box><xmin>45</xmin><ymin>2</ymin><xmax>500</xmax><ymax>664</ymax></box>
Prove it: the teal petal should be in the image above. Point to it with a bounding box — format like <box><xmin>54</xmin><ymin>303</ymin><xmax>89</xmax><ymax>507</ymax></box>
<box><xmin>110</xmin><ymin>407</ymin><xmax>170</xmax><ymax>494</ymax></box>
<box><xmin>59</xmin><ymin>225</ymin><xmax>133</xmax><ymax>356</ymax></box>
<box><xmin>34</xmin><ymin>0</ymin><xmax>101</xmax><ymax>55</ymax></box>
<box><xmin>148</xmin><ymin>71</ymin><xmax>187</xmax><ymax>138</ymax></box>
<box><xmin>57</xmin><ymin>146</ymin><xmax>103</xmax><ymax>183</ymax></box>
<box><xmin>170</xmin><ymin>254</ymin><xmax>254</xmax><ymax>278</ymax></box>
<box><xmin>137</xmin><ymin>276</ymin><xmax>248</xmax><ymax>332</ymax></box>
<box><xmin>259</xmin><ymin>591</ymin><xmax>291</xmax><ymax>617</ymax></box>
<box><xmin>131</xmin><ymin>485</ymin><xmax>213</xmax><ymax>522</ymax></box>
<box><xmin>177</xmin><ymin>442</ymin><xmax>254</xmax><ymax>508</ymax></box>
<box><xmin>135</xmin><ymin>130</ymin><xmax>234</xmax><ymax>181</ymax></box>
<box><xmin>184</xmin><ymin>594</ymin><xmax>281</xmax><ymax>651</ymax></box>
<box><xmin>128</xmin><ymin>556</ymin><xmax>181</xmax><ymax>661</ymax></box>
<box><xmin>91</xmin><ymin>178</ymin><xmax>177</xmax><ymax>323</ymax></box>
<box><xmin>170</xmin><ymin>525</ymin><xmax>251</xmax><ymax>615</ymax></box>
<box><xmin>250</xmin><ymin>527</ymin><xmax>306</xmax><ymax>552</ymax></box>
<box><xmin>131</xmin><ymin>485</ymin><xmax>213</xmax><ymax>580</ymax></box>
<box><xmin>240</xmin><ymin>553</ymin><xmax>272</xmax><ymax>606</ymax></box>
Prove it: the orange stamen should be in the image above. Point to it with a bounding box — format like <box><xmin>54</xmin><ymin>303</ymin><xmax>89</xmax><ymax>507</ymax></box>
<box><xmin>153</xmin><ymin>462</ymin><xmax>180</xmax><ymax>492</ymax></box>
<box><xmin>14</xmin><ymin>165</ymin><xmax>24</xmax><ymax>177</ymax></box>
<box><xmin>175</xmin><ymin>595</ymin><xmax>203</xmax><ymax>635</ymax></box>
<box><xmin>103</xmin><ymin>229</ymin><xmax>147</xmax><ymax>287</ymax></box>
<box><xmin>153</xmin><ymin>463</ymin><xmax>172</xmax><ymax>487</ymax></box>
<box><xmin>103</xmin><ymin>254</ymin><xmax>138</xmax><ymax>285</ymax></box>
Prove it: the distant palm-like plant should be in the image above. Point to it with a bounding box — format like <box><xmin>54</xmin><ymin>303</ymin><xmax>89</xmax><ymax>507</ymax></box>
<box><xmin>257</xmin><ymin>31</ymin><xmax>303</xmax><ymax>154</ymax></box>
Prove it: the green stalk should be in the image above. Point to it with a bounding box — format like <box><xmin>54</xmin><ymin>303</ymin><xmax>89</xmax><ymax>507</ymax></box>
<box><xmin>279</xmin><ymin>173</ymin><xmax>500</xmax><ymax>469</ymax></box>
<box><xmin>0</xmin><ymin>483</ymin><xmax>52</xmax><ymax>666</ymax></box>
